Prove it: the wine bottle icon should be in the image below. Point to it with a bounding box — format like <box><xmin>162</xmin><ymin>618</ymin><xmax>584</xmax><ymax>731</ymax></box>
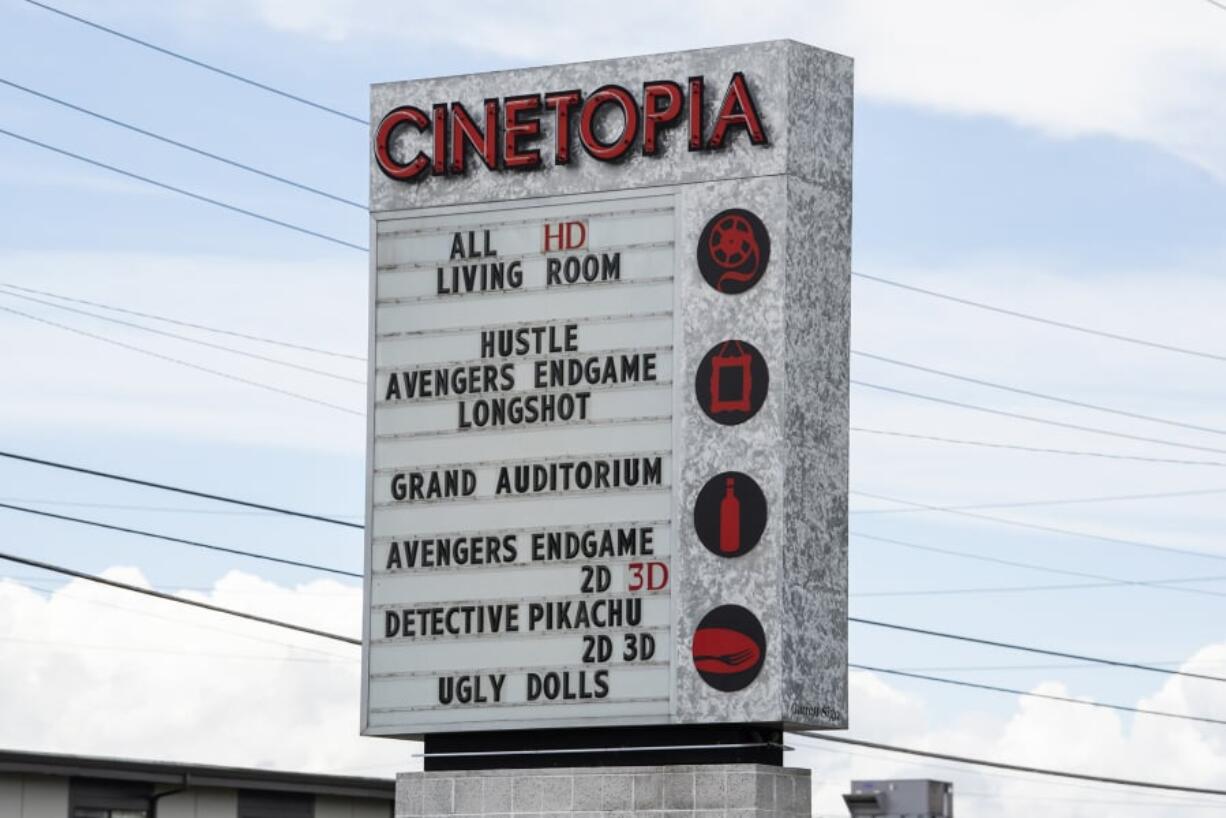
<box><xmin>720</xmin><ymin>476</ymin><xmax>741</xmax><ymax>554</ymax></box>
<box><xmin>695</xmin><ymin>471</ymin><xmax>765</xmax><ymax>558</ymax></box>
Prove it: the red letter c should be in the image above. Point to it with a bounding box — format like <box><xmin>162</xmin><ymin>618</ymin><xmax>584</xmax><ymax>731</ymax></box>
<box><xmin>374</xmin><ymin>106</ymin><xmax>430</xmax><ymax>181</ymax></box>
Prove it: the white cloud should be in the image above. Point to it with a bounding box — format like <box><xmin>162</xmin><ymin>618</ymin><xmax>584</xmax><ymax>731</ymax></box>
<box><xmin>158</xmin><ymin>0</ymin><xmax>1226</xmax><ymax>179</ymax></box>
<box><xmin>0</xmin><ymin>569</ymin><xmax>412</xmax><ymax>775</ymax></box>
<box><xmin>796</xmin><ymin>666</ymin><xmax>1226</xmax><ymax>818</ymax></box>
<box><xmin>7</xmin><ymin>567</ymin><xmax>1226</xmax><ymax>815</ymax></box>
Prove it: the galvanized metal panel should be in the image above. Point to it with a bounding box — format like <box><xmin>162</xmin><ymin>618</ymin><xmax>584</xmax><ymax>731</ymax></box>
<box><xmin>363</xmin><ymin>40</ymin><xmax>851</xmax><ymax>738</ymax></box>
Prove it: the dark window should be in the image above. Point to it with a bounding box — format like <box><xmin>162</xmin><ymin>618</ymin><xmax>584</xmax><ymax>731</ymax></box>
<box><xmin>237</xmin><ymin>790</ymin><xmax>314</xmax><ymax>818</ymax></box>
<box><xmin>69</xmin><ymin>779</ymin><xmax>152</xmax><ymax>818</ymax></box>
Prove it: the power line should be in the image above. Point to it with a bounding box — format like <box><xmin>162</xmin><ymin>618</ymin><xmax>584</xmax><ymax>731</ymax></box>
<box><xmin>0</xmin><ymin>631</ymin><xmax>349</xmax><ymax>665</ymax></box>
<box><xmin>0</xmin><ymin>303</ymin><xmax>363</xmax><ymax>416</ymax></box>
<box><xmin>802</xmin><ymin>741</ymin><xmax>1226</xmax><ymax>811</ymax></box>
<box><xmin>0</xmin><ymin>127</ymin><xmax>368</xmax><ymax>252</ymax></box>
<box><xmin>1204</xmin><ymin>0</ymin><xmax>1226</xmax><ymax>12</ymax></box>
<box><xmin>1</xmin><ymin>288</ymin><xmax>362</xmax><ymax>385</ymax></box>
<box><xmin>20</xmin><ymin>0</ymin><xmax>368</xmax><ymax>125</ymax></box>
<box><xmin>10</xmin><ymin>546</ymin><xmax>1226</xmax><ymax>777</ymax></box>
<box><xmin>853</xmin><ymin>349</ymin><xmax>1226</xmax><ymax>437</ymax></box>
<box><xmin>0</xmin><ymin>288</ymin><xmax>364</xmax><ymax>385</ymax></box>
<box><xmin>0</xmin><ymin>77</ymin><xmax>364</xmax><ymax>208</ymax></box>
<box><xmin>0</xmin><ymin>501</ymin><xmax>359</xmax><ymax>578</ymax></box>
<box><xmin>12</xmin><ymin>574</ymin><xmax>354</xmax><ymax>596</ymax></box>
<box><xmin>888</xmin><ymin>659</ymin><xmax>1226</xmax><ymax>674</ymax></box>
<box><xmin>0</xmin><ymin>549</ymin><xmax>361</xmax><ymax>645</ymax></box>
<box><xmin>957</xmin><ymin>788</ymin><xmax>1226</xmax><ymax>812</ymax></box>
<box><xmin>851</xmin><ymin>426</ymin><xmax>1226</xmax><ymax>467</ymax></box>
<box><xmin>853</xmin><ymin>271</ymin><xmax>1226</xmax><ymax>364</ymax></box>
<box><xmin>854</xmin><ymin>488</ymin><xmax>1226</xmax><ymax>564</ymax></box>
<box><xmin>0</xmin><ymin>496</ymin><xmax>361</xmax><ymax>518</ymax></box>
<box><xmin>9</xmin><ymin>578</ymin><xmax>355</xmax><ymax>661</ymax></box>
<box><xmin>851</xmin><ymin>577</ymin><xmax>1226</xmax><ymax>599</ymax></box>
<box><xmin>852</xmin><ymin>486</ymin><xmax>1226</xmax><ymax>516</ymax></box>
<box><xmin>796</xmin><ymin>733</ymin><xmax>1226</xmax><ymax>797</ymax></box>
<box><xmin>849</xmin><ymin>662</ymin><xmax>1226</xmax><ymax>728</ymax></box>
<box><xmin>33</xmin><ymin>542</ymin><xmax>1224</xmax><ymax>737</ymax></box>
<box><xmin>0</xmin><ymin>449</ymin><xmax>363</xmax><ymax>529</ymax></box>
<box><xmin>0</xmin><ymin>281</ymin><xmax>363</xmax><ymax>361</ymax></box>
<box><xmin>852</xmin><ymin>379</ymin><xmax>1226</xmax><ymax>456</ymax></box>
<box><xmin>853</xmin><ymin>531</ymin><xmax>1226</xmax><ymax>600</ymax></box>
<box><xmin>849</xmin><ymin>616</ymin><xmax>1226</xmax><ymax>684</ymax></box>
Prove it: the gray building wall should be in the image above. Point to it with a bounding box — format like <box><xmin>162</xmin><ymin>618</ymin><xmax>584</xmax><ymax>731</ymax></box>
<box><xmin>156</xmin><ymin>788</ymin><xmax>238</xmax><ymax>818</ymax></box>
<box><xmin>316</xmin><ymin>795</ymin><xmax>396</xmax><ymax>818</ymax></box>
<box><xmin>0</xmin><ymin>772</ymin><xmax>391</xmax><ymax>818</ymax></box>
<box><xmin>0</xmin><ymin>774</ymin><xmax>69</xmax><ymax>818</ymax></box>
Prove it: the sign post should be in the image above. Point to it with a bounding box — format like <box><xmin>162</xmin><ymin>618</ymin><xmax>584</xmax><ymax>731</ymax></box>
<box><xmin>363</xmin><ymin>39</ymin><xmax>852</xmax><ymax>816</ymax></box>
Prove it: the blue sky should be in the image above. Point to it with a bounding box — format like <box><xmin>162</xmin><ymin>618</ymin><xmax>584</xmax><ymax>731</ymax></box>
<box><xmin>3</xmin><ymin>2</ymin><xmax>1226</xmax><ymax>815</ymax></box>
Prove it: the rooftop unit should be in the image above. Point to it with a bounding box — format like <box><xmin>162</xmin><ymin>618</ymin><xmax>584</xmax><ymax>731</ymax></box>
<box><xmin>842</xmin><ymin>779</ymin><xmax>953</xmax><ymax>817</ymax></box>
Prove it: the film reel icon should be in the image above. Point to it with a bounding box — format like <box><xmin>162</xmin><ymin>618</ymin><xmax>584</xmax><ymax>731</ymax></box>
<box><xmin>697</xmin><ymin>208</ymin><xmax>771</xmax><ymax>294</ymax></box>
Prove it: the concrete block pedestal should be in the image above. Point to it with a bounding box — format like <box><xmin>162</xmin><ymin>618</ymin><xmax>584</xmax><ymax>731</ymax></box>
<box><xmin>396</xmin><ymin>765</ymin><xmax>810</xmax><ymax>818</ymax></box>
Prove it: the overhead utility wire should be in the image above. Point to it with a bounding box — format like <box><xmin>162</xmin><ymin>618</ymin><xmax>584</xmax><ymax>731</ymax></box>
<box><xmin>0</xmin><ymin>127</ymin><xmax>367</xmax><ymax>252</ymax></box>
<box><xmin>0</xmin><ymin>629</ymin><xmax>348</xmax><ymax>665</ymax></box>
<box><xmin>849</xmin><ymin>617</ymin><xmax>1226</xmax><ymax>683</ymax></box>
<box><xmin>16</xmin><ymin>542</ymin><xmax>1210</xmax><ymax>688</ymax></box>
<box><xmin>851</xmin><ymin>426</ymin><xmax>1226</xmax><ymax>467</ymax></box>
<box><xmin>9</xmin><ymin>546</ymin><xmax>1225</xmax><ymax>718</ymax></box>
<box><xmin>888</xmin><ymin>659</ymin><xmax>1226</xmax><ymax>674</ymax></box>
<box><xmin>797</xmin><ymin>734</ymin><xmax>1226</xmax><ymax>798</ymax></box>
<box><xmin>852</xmin><ymin>486</ymin><xmax>1226</xmax><ymax>516</ymax></box>
<box><xmin>0</xmin><ymin>303</ymin><xmax>361</xmax><ymax>415</ymax></box>
<box><xmin>853</xmin><ymin>488</ymin><xmax>1226</xmax><ymax>564</ymax></box>
<box><xmin>849</xmin><ymin>662</ymin><xmax>1226</xmax><ymax>728</ymax></box>
<box><xmin>852</xmin><ymin>577</ymin><xmax>1226</xmax><ymax>599</ymax></box>
<box><xmin>0</xmin><ymin>501</ymin><xmax>359</xmax><ymax>578</ymax></box>
<box><xmin>0</xmin><ymin>496</ymin><xmax>361</xmax><ymax>518</ymax></box>
<box><xmin>11</xmin><ymin>549</ymin><xmax>1226</xmax><ymax>781</ymax></box>
<box><xmin>794</xmin><ymin>740</ymin><xmax>1226</xmax><ymax>814</ymax></box>
<box><xmin>0</xmin><ymin>78</ymin><xmax>364</xmax><ymax>209</ymax></box>
<box><xmin>20</xmin><ymin>1</ymin><xmax>368</xmax><ymax>125</ymax></box>
<box><xmin>853</xmin><ymin>350</ymin><xmax>1226</xmax><ymax>437</ymax></box>
<box><xmin>0</xmin><ymin>549</ymin><xmax>360</xmax><ymax>645</ymax></box>
<box><xmin>0</xmin><ymin>288</ymin><xmax>364</xmax><ymax>384</ymax></box>
<box><xmin>13</xmin><ymin>574</ymin><xmax>355</xmax><ymax>598</ymax></box>
<box><xmin>852</xmin><ymin>380</ymin><xmax>1226</xmax><ymax>457</ymax></box>
<box><xmin>852</xmin><ymin>531</ymin><xmax>1226</xmax><ymax>601</ymax></box>
<box><xmin>0</xmin><ymin>281</ymin><xmax>363</xmax><ymax>361</ymax></box>
<box><xmin>0</xmin><ymin>449</ymin><xmax>363</xmax><ymax>529</ymax></box>
<box><xmin>11</xmin><ymin>578</ymin><xmax>355</xmax><ymax>662</ymax></box>
<box><xmin>955</xmin><ymin>789</ymin><xmax>1226</xmax><ymax>813</ymax></box>
<box><xmin>853</xmin><ymin>272</ymin><xmax>1226</xmax><ymax>364</ymax></box>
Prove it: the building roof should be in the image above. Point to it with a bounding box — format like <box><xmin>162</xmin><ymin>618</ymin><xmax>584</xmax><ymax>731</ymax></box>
<box><xmin>0</xmin><ymin>748</ymin><xmax>395</xmax><ymax>801</ymax></box>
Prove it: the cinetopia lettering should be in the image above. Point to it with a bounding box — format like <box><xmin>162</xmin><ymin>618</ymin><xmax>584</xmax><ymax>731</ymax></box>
<box><xmin>374</xmin><ymin>73</ymin><xmax>768</xmax><ymax>181</ymax></box>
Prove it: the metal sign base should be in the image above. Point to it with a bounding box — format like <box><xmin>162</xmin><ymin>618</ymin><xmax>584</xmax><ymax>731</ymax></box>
<box><xmin>396</xmin><ymin>761</ymin><xmax>810</xmax><ymax>818</ymax></box>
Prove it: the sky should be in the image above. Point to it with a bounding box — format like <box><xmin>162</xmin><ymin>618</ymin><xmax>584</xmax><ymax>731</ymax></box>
<box><xmin>2</xmin><ymin>1</ymin><xmax>1226</xmax><ymax>816</ymax></box>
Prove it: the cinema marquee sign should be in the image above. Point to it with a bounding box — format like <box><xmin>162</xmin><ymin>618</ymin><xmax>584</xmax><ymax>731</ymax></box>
<box><xmin>362</xmin><ymin>41</ymin><xmax>852</xmax><ymax>739</ymax></box>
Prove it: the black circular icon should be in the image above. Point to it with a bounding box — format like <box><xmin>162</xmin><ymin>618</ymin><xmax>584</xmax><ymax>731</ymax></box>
<box><xmin>692</xmin><ymin>605</ymin><xmax>767</xmax><ymax>692</ymax></box>
<box><xmin>694</xmin><ymin>472</ymin><xmax>767</xmax><ymax>558</ymax></box>
<box><xmin>697</xmin><ymin>208</ymin><xmax>771</xmax><ymax>294</ymax></box>
<box><xmin>694</xmin><ymin>339</ymin><xmax>769</xmax><ymax>425</ymax></box>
